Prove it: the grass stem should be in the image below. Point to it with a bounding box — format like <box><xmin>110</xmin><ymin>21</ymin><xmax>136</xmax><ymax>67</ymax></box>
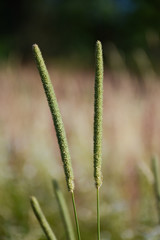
<box><xmin>152</xmin><ymin>156</ymin><xmax>160</xmax><ymax>223</ymax></box>
<box><xmin>53</xmin><ymin>180</ymin><xmax>75</xmax><ymax>240</ymax></box>
<box><xmin>71</xmin><ymin>192</ymin><xmax>81</xmax><ymax>240</ymax></box>
<box><xmin>30</xmin><ymin>196</ymin><xmax>57</xmax><ymax>240</ymax></box>
<box><xmin>97</xmin><ymin>188</ymin><xmax>100</xmax><ymax>240</ymax></box>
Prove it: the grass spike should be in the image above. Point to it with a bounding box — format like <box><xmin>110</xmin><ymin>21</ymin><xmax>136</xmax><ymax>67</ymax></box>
<box><xmin>53</xmin><ymin>180</ymin><xmax>75</xmax><ymax>240</ymax></box>
<box><xmin>94</xmin><ymin>40</ymin><xmax>103</xmax><ymax>240</ymax></box>
<box><xmin>30</xmin><ymin>196</ymin><xmax>57</xmax><ymax>240</ymax></box>
<box><xmin>94</xmin><ymin>40</ymin><xmax>103</xmax><ymax>189</ymax></box>
<box><xmin>32</xmin><ymin>44</ymin><xmax>74</xmax><ymax>192</ymax></box>
<box><xmin>33</xmin><ymin>44</ymin><xmax>81</xmax><ymax>239</ymax></box>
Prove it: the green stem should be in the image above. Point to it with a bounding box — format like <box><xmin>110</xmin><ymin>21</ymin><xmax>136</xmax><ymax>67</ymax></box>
<box><xmin>152</xmin><ymin>156</ymin><xmax>160</xmax><ymax>223</ymax></box>
<box><xmin>53</xmin><ymin>180</ymin><xmax>75</xmax><ymax>240</ymax></box>
<box><xmin>30</xmin><ymin>196</ymin><xmax>57</xmax><ymax>240</ymax></box>
<box><xmin>71</xmin><ymin>192</ymin><xmax>81</xmax><ymax>240</ymax></box>
<box><xmin>97</xmin><ymin>188</ymin><xmax>100</xmax><ymax>240</ymax></box>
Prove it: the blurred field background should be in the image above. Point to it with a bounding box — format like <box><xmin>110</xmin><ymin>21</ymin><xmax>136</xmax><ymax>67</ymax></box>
<box><xmin>1</xmin><ymin>0</ymin><xmax>160</xmax><ymax>240</ymax></box>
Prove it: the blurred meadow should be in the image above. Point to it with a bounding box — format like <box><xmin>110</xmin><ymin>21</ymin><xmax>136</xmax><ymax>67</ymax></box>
<box><xmin>1</xmin><ymin>0</ymin><xmax>160</xmax><ymax>240</ymax></box>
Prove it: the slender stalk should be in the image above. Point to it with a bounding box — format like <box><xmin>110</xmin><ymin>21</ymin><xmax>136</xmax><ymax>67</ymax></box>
<box><xmin>30</xmin><ymin>196</ymin><xmax>57</xmax><ymax>240</ymax></box>
<box><xmin>53</xmin><ymin>180</ymin><xmax>75</xmax><ymax>240</ymax></box>
<box><xmin>94</xmin><ymin>40</ymin><xmax>103</xmax><ymax>240</ymax></box>
<box><xmin>71</xmin><ymin>192</ymin><xmax>81</xmax><ymax>240</ymax></box>
<box><xmin>152</xmin><ymin>156</ymin><xmax>160</xmax><ymax>223</ymax></box>
<box><xmin>97</xmin><ymin>189</ymin><xmax>100</xmax><ymax>240</ymax></box>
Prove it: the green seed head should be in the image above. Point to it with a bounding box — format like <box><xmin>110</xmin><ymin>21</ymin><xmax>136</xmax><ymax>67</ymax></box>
<box><xmin>32</xmin><ymin>44</ymin><xmax>74</xmax><ymax>192</ymax></box>
<box><xmin>93</xmin><ymin>40</ymin><xmax>103</xmax><ymax>189</ymax></box>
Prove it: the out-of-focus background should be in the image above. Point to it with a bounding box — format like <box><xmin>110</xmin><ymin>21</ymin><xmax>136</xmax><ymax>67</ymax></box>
<box><xmin>1</xmin><ymin>1</ymin><xmax>160</xmax><ymax>239</ymax></box>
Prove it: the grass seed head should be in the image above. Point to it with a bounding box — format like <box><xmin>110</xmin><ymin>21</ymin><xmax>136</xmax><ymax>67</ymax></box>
<box><xmin>32</xmin><ymin>44</ymin><xmax>74</xmax><ymax>192</ymax></box>
<box><xmin>93</xmin><ymin>40</ymin><xmax>103</xmax><ymax>189</ymax></box>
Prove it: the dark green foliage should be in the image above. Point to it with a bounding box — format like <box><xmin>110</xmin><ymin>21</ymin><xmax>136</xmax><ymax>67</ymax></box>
<box><xmin>1</xmin><ymin>0</ymin><xmax>160</xmax><ymax>72</ymax></box>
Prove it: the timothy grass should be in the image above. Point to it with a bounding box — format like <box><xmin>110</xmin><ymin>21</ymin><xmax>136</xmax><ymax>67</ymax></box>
<box><xmin>32</xmin><ymin>44</ymin><xmax>74</xmax><ymax>193</ymax></box>
<box><xmin>32</xmin><ymin>41</ymin><xmax>105</xmax><ymax>240</ymax></box>
<box><xmin>94</xmin><ymin>41</ymin><xmax>103</xmax><ymax>189</ymax></box>
<box><xmin>31</xmin><ymin>41</ymin><xmax>160</xmax><ymax>240</ymax></box>
<box><xmin>94</xmin><ymin>41</ymin><xmax>103</xmax><ymax>240</ymax></box>
<box><xmin>32</xmin><ymin>44</ymin><xmax>81</xmax><ymax>240</ymax></box>
<box><xmin>1</xmin><ymin>45</ymin><xmax>160</xmax><ymax>239</ymax></box>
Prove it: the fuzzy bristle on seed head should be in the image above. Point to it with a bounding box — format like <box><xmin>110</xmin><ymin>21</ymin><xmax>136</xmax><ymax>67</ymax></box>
<box><xmin>93</xmin><ymin>40</ymin><xmax>103</xmax><ymax>189</ymax></box>
<box><xmin>32</xmin><ymin>44</ymin><xmax>74</xmax><ymax>192</ymax></box>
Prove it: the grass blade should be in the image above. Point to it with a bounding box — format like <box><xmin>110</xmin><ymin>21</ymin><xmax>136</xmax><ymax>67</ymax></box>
<box><xmin>152</xmin><ymin>156</ymin><xmax>160</xmax><ymax>223</ymax></box>
<box><xmin>53</xmin><ymin>180</ymin><xmax>75</xmax><ymax>240</ymax></box>
<box><xmin>30</xmin><ymin>196</ymin><xmax>57</xmax><ymax>240</ymax></box>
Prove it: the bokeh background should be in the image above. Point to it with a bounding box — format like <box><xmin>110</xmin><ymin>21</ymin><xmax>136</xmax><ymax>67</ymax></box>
<box><xmin>1</xmin><ymin>0</ymin><xmax>160</xmax><ymax>239</ymax></box>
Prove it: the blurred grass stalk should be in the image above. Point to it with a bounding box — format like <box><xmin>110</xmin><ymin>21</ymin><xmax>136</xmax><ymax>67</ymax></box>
<box><xmin>53</xmin><ymin>179</ymin><xmax>75</xmax><ymax>240</ymax></box>
<box><xmin>32</xmin><ymin>44</ymin><xmax>81</xmax><ymax>240</ymax></box>
<box><xmin>94</xmin><ymin>41</ymin><xmax>103</xmax><ymax>240</ymax></box>
<box><xmin>30</xmin><ymin>196</ymin><xmax>57</xmax><ymax>240</ymax></box>
<box><xmin>152</xmin><ymin>156</ymin><xmax>160</xmax><ymax>223</ymax></box>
